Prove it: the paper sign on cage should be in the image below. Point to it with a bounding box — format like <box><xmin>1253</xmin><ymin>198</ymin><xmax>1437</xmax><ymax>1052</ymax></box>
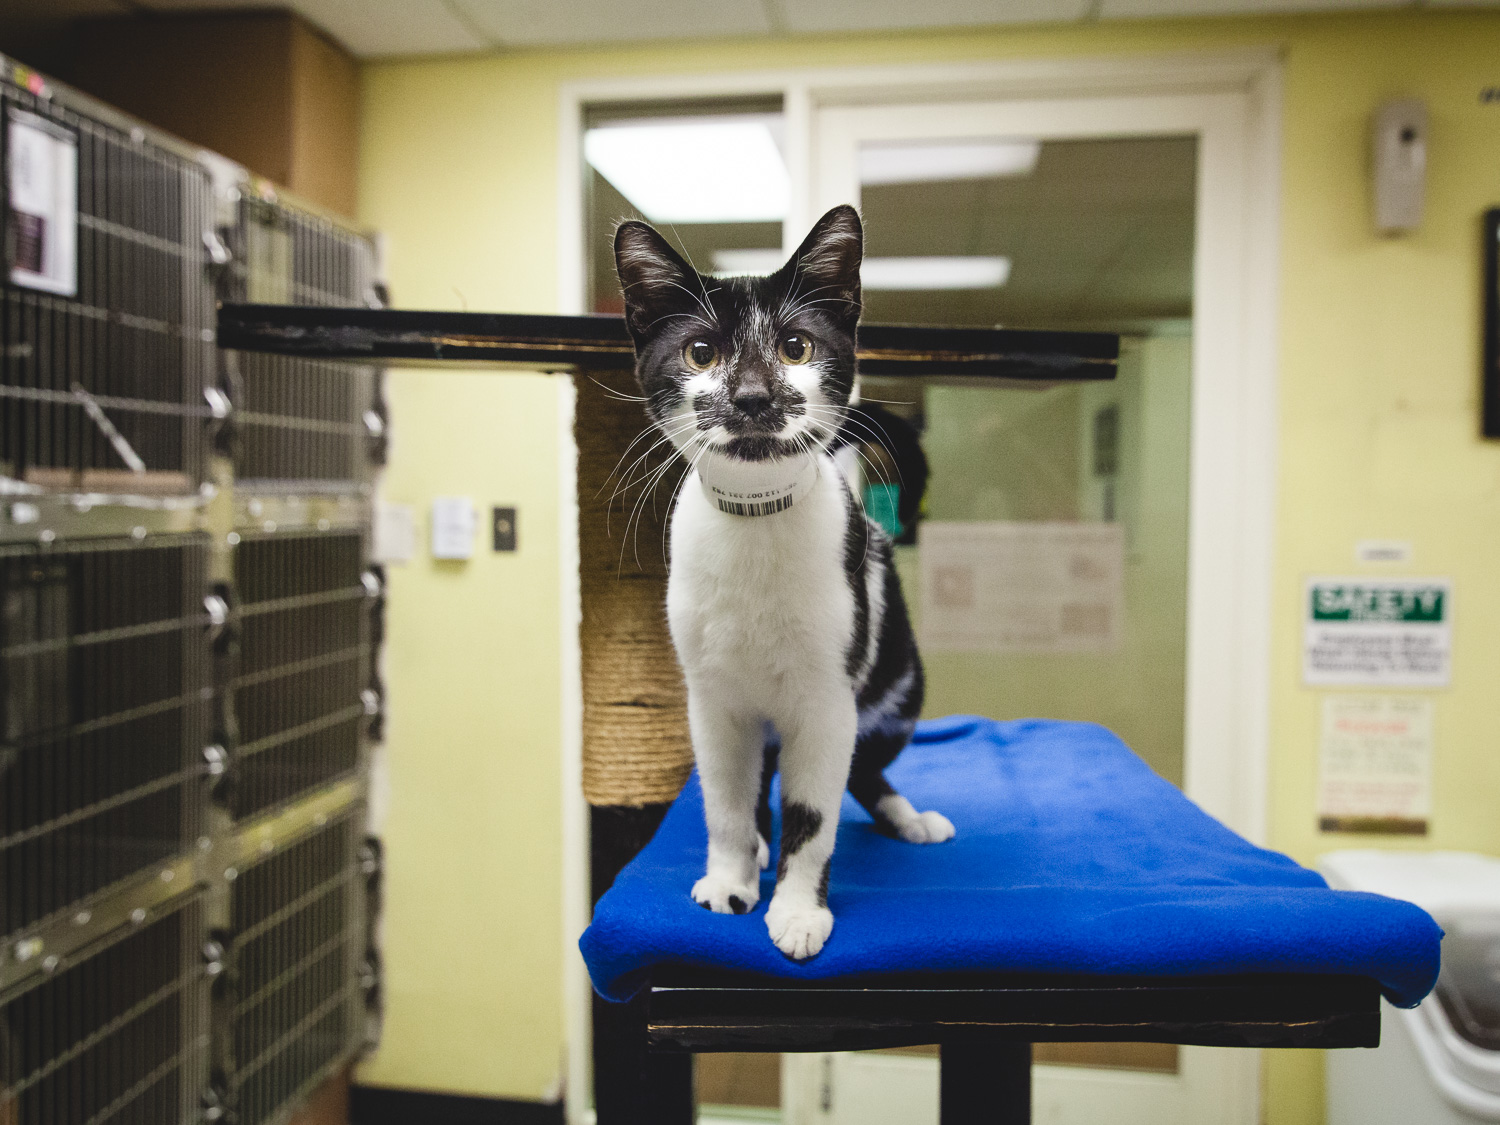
<box><xmin>6</xmin><ymin>108</ymin><xmax>77</xmax><ymax>297</ymax></box>
<box><xmin>918</xmin><ymin>521</ymin><xmax>1124</xmax><ymax>654</ymax></box>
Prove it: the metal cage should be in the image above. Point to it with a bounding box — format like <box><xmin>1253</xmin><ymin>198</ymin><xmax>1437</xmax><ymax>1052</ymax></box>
<box><xmin>220</xmin><ymin>196</ymin><xmax>383</xmax><ymax>490</ymax></box>
<box><xmin>0</xmin><ymin>60</ymin><xmax>216</xmax><ymax>496</ymax></box>
<box><xmin>0</xmin><ymin>893</ymin><xmax>211</xmax><ymax>1125</ymax></box>
<box><xmin>222</xmin><ymin>813</ymin><xmax>365</xmax><ymax>1125</ymax></box>
<box><xmin>0</xmin><ymin>536</ymin><xmax>211</xmax><ymax>942</ymax></box>
<box><xmin>229</xmin><ymin>530</ymin><xmax>373</xmax><ymax>823</ymax></box>
<box><xmin>0</xmin><ymin>54</ymin><xmax>381</xmax><ymax>1125</ymax></box>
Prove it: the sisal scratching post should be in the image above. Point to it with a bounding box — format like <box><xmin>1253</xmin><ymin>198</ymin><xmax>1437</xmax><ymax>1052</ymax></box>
<box><xmin>577</xmin><ymin>368</ymin><xmax>700</xmax><ymax>1110</ymax></box>
<box><xmin>575</xmin><ymin>369</ymin><xmax>694</xmax><ymax>810</ymax></box>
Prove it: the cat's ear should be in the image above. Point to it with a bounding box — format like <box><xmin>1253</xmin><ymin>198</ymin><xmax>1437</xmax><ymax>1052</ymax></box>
<box><xmin>784</xmin><ymin>204</ymin><xmax>863</xmax><ymax>326</ymax></box>
<box><xmin>614</xmin><ymin>221</ymin><xmax>700</xmax><ymax>339</ymax></box>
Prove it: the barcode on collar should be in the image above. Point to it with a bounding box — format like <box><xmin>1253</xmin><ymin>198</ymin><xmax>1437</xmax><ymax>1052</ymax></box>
<box><xmin>717</xmin><ymin>494</ymin><xmax>794</xmax><ymax>517</ymax></box>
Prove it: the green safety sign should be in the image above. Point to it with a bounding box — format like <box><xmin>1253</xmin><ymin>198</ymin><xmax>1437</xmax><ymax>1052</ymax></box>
<box><xmin>1309</xmin><ymin>583</ymin><xmax>1446</xmax><ymax>623</ymax></box>
<box><xmin>1304</xmin><ymin>576</ymin><xmax>1451</xmax><ymax>688</ymax></box>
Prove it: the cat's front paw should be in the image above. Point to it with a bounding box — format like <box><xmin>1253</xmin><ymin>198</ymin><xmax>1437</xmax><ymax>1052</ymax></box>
<box><xmin>899</xmin><ymin>810</ymin><xmax>956</xmax><ymax>844</ymax></box>
<box><xmin>766</xmin><ymin>897</ymin><xmax>833</xmax><ymax>960</ymax></box>
<box><xmin>756</xmin><ymin>834</ymin><xmax>770</xmax><ymax>870</ymax></box>
<box><xmin>692</xmin><ymin>873</ymin><xmax>760</xmax><ymax>915</ymax></box>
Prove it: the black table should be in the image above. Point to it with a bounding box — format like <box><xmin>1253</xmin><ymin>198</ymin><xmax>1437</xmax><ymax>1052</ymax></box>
<box><xmin>597</xmin><ymin>966</ymin><xmax>1379</xmax><ymax>1125</ymax></box>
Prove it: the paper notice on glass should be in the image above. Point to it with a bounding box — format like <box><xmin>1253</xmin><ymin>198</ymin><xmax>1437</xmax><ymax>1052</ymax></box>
<box><xmin>6</xmin><ymin>109</ymin><xmax>77</xmax><ymax>296</ymax></box>
<box><xmin>1303</xmin><ymin>577</ymin><xmax>1450</xmax><ymax>687</ymax></box>
<box><xmin>1318</xmin><ymin>694</ymin><xmax>1432</xmax><ymax>834</ymax></box>
<box><xmin>918</xmin><ymin>521</ymin><xmax>1123</xmax><ymax>654</ymax></box>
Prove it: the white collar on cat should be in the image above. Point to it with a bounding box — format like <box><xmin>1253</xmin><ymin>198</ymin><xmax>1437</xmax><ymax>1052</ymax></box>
<box><xmin>697</xmin><ymin>451</ymin><xmax>819</xmax><ymax>518</ymax></box>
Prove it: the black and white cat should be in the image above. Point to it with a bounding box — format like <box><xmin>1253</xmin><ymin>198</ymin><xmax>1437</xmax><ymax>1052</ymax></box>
<box><xmin>614</xmin><ymin>205</ymin><xmax>953</xmax><ymax>961</ymax></box>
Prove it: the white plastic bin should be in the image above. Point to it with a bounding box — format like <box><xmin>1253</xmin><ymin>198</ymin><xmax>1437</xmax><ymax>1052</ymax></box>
<box><xmin>1321</xmin><ymin>850</ymin><xmax>1500</xmax><ymax>1125</ymax></box>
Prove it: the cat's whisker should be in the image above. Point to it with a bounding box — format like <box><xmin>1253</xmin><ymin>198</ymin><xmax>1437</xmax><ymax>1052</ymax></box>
<box><xmin>601</xmin><ymin>414</ymin><xmax>693</xmax><ymax>496</ymax></box>
<box><xmin>620</xmin><ymin>276</ymin><xmax>718</xmax><ymax>334</ymax></box>
<box><xmin>778</xmin><ymin>266</ymin><xmax>810</xmax><ymax>319</ymax></box>
<box><xmin>666</xmin><ymin>235</ymin><xmax>724</xmax><ymax>323</ymax></box>
<box><xmin>624</xmin><ymin>439</ymin><xmax>683</xmax><ymax>537</ymax></box>
<box><xmin>620</xmin><ymin>425</ymin><xmax>707</xmax><ymax>573</ymax></box>
<box><xmin>660</xmin><ymin>278</ymin><xmax>721</xmax><ymax>328</ymax></box>
<box><xmin>778</xmin><ymin>283</ymin><xmax>849</xmax><ymax>323</ymax></box>
<box><xmin>647</xmin><ymin>309</ymin><xmax>716</xmax><ymax>334</ymax></box>
<box><xmin>646</xmin><ymin>429</ymin><xmax>712</xmax><ymax>565</ymax></box>
<box><xmin>658</xmin><ymin>431</ymin><xmax>713</xmax><ymax>564</ymax></box>
<box><xmin>801</xmin><ymin>403</ymin><xmax>909</xmax><ymax>489</ymax></box>
<box><xmin>588</xmin><ymin>376</ymin><xmax>650</xmax><ymax>404</ymax></box>
<box><xmin>805</xmin><ymin>423</ymin><xmax>899</xmax><ymax>501</ymax></box>
<box><xmin>800</xmin><ymin>402</ymin><xmax>887</xmax><ymax>450</ymax></box>
<box><xmin>604</xmin><ymin>422</ymin><xmax>705</xmax><ymax>553</ymax></box>
<box><xmin>608</xmin><ymin>414</ymin><xmax>699</xmax><ymax>491</ymax></box>
<box><xmin>601</xmin><ymin>417</ymin><xmax>700</xmax><ymax>520</ymax></box>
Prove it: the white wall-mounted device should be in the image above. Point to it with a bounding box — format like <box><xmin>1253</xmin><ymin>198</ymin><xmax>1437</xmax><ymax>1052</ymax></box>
<box><xmin>431</xmin><ymin>495</ymin><xmax>477</xmax><ymax>560</ymax></box>
<box><xmin>1372</xmin><ymin>98</ymin><xmax>1428</xmax><ymax>235</ymax></box>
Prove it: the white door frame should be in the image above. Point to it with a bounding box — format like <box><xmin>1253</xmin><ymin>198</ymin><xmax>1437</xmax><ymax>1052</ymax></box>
<box><xmin>556</xmin><ymin>49</ymin><xmax>1282</xmax><ymax>1125</ymax></box>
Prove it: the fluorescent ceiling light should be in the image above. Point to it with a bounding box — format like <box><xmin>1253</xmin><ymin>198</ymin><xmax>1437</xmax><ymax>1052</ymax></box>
<box><xmin>711</xmin><ymin>251</ymin><xmax>1010</xmax><ymax>290</ymax></box>
<box><xmin>711</xmin><ymin>248</ymin><xmax>784</xmax><ymax>275</ymax></box>
<box><xmin>862</xmin><ymin>256</ymin><xmax>1011</xmax><ymax>290</ymax></box>
<box><xmin>859</xmin><ymin>139</ymin><xmax>1041</xmax><ymax>186</ymax></box>
<box><xmin>585</xmin><ymin>116</ymin><xmax>788</xmax><ymax>223</ymax></box>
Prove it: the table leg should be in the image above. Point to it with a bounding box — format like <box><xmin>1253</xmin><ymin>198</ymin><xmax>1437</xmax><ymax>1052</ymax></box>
<box><xmin>593</xmin><ymin>992</ymin><xmax>695</xmax><ymax>1125</ymax></box>
<box><xmin>940</xmin><ymin>1042</ymin><xmax>1031</xmax><ymax>1125</ymax></box>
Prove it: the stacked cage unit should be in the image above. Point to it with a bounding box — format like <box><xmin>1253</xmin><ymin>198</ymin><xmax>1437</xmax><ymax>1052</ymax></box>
<box><xmin>0</xmin><ymin>56</ymin><xmax>383</xmax><ymax>1125</ymax></box>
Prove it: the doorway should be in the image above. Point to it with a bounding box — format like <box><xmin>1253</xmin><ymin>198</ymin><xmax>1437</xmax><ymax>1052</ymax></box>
<box><xmin>560</xmin><ymin>54</ymin><xmax>1280</xmax><ymax>1125</ymax></box>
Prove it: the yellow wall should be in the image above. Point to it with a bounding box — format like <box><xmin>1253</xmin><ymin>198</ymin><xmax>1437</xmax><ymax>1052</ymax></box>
<box><xmin>354</xmin><ymin>57</ymin><xmax>572</xmax><ymax>1097</ymax></box>
<box><xmin>357</xmin><ymin>10</ymin><xmax>1500</xmax><ymax>1117</ymax></box>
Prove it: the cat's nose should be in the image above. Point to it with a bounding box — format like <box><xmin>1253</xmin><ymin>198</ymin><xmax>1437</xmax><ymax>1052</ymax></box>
<box><xmin>733</xmin><ymin>389</ymin><xmax>772</xmax><ymax>417</ymax></box>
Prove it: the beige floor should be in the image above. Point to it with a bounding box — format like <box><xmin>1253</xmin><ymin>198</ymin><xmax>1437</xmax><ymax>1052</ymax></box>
<box><xmin>695</xmin><ymin>1043</ymin><xmax>1178</xmax><ymax>1110</ymax></box>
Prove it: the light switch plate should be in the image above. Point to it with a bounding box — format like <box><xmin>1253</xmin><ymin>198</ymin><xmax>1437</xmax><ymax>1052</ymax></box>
<box><xmin>431</xmin><ymin>496</ymin><xmax>477</xmax><ymax>560</ymax></box>
<box><xmin>493</xmin><ymin>506</ymin><xmax>517</xmax><ymax>552</ymax></box>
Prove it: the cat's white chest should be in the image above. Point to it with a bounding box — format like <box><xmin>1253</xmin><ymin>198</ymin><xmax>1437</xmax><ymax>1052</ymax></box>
<box><xmin>666</xmin><ymin>461</ymin><xmax>853</xmax><ymax>709</ymax></box>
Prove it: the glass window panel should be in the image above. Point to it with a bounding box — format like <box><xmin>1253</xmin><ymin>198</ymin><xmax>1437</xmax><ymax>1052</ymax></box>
<box><xmin>856</xmin><ymin>136</ymin><xmax>1197</xmax><ymax>787</ymax></box>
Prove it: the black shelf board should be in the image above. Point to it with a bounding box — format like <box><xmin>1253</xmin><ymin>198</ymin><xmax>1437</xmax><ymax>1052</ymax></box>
<box><xmin>638</xmin><ymin>968</ymin><xmax>1382</xmax><ymax>1053</ymax></box>
<box><xmin>217</xmin><ymin>305</ymin><xmax>1118</xmax><ymax>382</ymax></box>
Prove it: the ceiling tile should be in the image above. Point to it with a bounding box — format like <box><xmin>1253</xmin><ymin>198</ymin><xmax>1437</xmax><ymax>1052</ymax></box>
<box><xmin>451</xmin><ymin>0</ymin><xmax>771</xmax><ymax>47</ymax></box>
<box><xmin>783</xmin><ymin>0</ymin><xmax>1089</xmax><ymax>33</ymax></box>
<box><xmin>296</xmin><ymin>0</ymin><xmax>491</xmax><ymax>55</ymax></box>
<box><xmin>133</xmin><ymin>0</ymin><xmax>488</xmax><ymax>57</ymax></box>
<box><xmin>858</xmin><ymin>136</ymin><xmax>1196</xmax><ymax>327</ymax></box>
<box><xmin>1099</xmin><ymin>0</ymin><xmax>1399</xmax><ymax>16</ymax></box>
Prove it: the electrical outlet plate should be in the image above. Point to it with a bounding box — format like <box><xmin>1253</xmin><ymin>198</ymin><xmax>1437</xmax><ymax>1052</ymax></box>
<box><xmin>493</xmin><ymin>506</ymin><xmax>517</xmax><ymax>552</ymax></box>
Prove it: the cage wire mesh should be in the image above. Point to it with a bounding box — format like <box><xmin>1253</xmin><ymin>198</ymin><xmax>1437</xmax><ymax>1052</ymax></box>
<box><xmin>221</xmin><ymin>197</ymin><xmax>382</xmax><ymax>489</ymax></box>
<box><xmin>0</xmin><ymin>76</ymin><xmax>214</xmax><ymax>495</ymax></box>
<box><xmin>0</xmin><ymin>894</ymin><xmax>210</xmax><ymax>1125</ymax></box>
<box><xmin>0</xmin><ymin>56</ymin><xmax>380</xmax><ymax>1125</ymax></box>
<box><xmin>230</xmin><ymin>531</ymin><xmax>371</xmax><ymax>823</ymax></box>
<box><xmin>225</xmin><ymin>814</ymin><xmax>364</xmax><ymax>1125</ymax></box>
<box><xmin>0</xmin><ymin>536</ymin><xmax>211</xmax><ymax>942</ymax></box>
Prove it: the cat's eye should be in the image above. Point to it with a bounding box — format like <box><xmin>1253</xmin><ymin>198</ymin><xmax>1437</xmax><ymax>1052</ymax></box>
<box><xmin>684</xmin><ymin>340</ymin><xmax>718</xmax><ymax>370</ymax></box>
<box><xmin>778</xmin><ymin>334</ymin><xmax>812</xmax><ymax>365</ymax></box>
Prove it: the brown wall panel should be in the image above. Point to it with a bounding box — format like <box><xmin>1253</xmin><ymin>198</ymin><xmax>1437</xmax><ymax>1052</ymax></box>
<box><xmin>70</xmin><ymin>11</ymin><xmax>357</xmax><ymax>218</ymax></box>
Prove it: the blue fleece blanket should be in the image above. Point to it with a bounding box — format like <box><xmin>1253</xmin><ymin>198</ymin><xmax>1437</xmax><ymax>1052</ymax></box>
<box><xmin>581</xmin><ymin>717</ymin><xmax>1441</xmax><ymax>1006</ymax></box>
